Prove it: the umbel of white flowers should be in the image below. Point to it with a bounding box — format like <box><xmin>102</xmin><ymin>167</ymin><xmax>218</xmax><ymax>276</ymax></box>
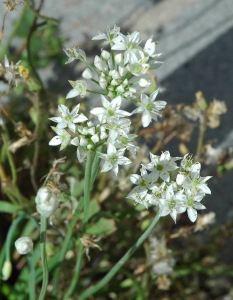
<box><xmin>127</xmin><ymin>152</ymin><xmax>212</xmax><ymax>223</ymax></box>
<box><xmin>15</xmin><ymin>236</ymin><xmax>33</xmax><ymax>255</ymax></box>
<box><xmin>48</xmin><ymin>26</ymin><xmax>212</xmax><ymax>223</ymax></box>
<box><xmin>49</xmin><ymin>28</ymin><xmax>166</xmax><ymax>174</ymax></box>
<box><xmin>35</xmin><ymin>187</ymin><xmax>59</xmax><ymax>217</ymax></box>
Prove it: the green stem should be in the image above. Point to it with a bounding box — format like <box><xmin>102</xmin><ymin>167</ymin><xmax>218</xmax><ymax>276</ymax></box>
<box><xmin>111</xmin><ymin>49</ymin><xmax>116</xmax><ymax>69</ymax></box>
<box><xmin>5</xmin><ymin>214</ymin><xmax>25</xmax><ymax>261</ymax></box>
<box><xmin>90</xmin><ymin>145</ymin><xmax>104</xmax><ymax>187</ymax></box>
<box><xmin>86</xmin><ymin>89</ymin><xmax>107</xmax><ymax>96</ymax></box>
<box><xmin>63</xmin><ymin>242</ymin><xmax>84</xmax><ymax>300</ymax></box>
<box><xmin>28</xmin><ymin>251</ymin><xmax>36</xmax><ymax>300</ymax></box>
<box><xmin>79</xmin><ymin>210</ymin><xmax>161</xmax><ymax>300</ymax></box>
<box><xmin>38</xmin><ymin>216</ymin><xmax>48</xmax><ymax>300</ymax></box>
<box><xmin>62</xmin><ymin>152</ymin><xmax>93</xmax><ymax>299</ymax></box>
<box><xmin>51</xmin><ymin>197</ymin><xmax>84</xmax><ymax>297</ymax></box>
<box><xmin>196</xmin><ymin>113</ymin><xmax>207</xmax><ymax>160</ymax></box>
<box><xmin>80</xmin><ymin>58</ymin><xmax>99</xmax><ymax>76</ymax></box>
<box><xmin>90</xmin><ymin>78</ymin><xmax>100</xmax><ymax>85</ymax></box>
<box><xmin>25</xmin><ymin>0</ymin><xmax>59</xmax><ymax>24</ymax></box>
<box><xmin>83</xmin><ymin>152</ymin><xmax>93</xmax><ymax>226</ymax></box>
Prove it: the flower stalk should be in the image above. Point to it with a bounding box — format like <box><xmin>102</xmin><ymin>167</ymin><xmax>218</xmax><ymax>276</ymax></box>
<box><xmin>79</xmin><ymin>209</ymin><xmax>161</xmax><ymax>300</ymax></box>
<box><xmin>38</xmin><ymin>215</ymin><xmax>48</xmax><ymax>300</ymax></box>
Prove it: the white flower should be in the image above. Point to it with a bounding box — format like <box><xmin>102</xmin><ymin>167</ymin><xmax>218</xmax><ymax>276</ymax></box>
<box><xmin>132</xmin><ymin>89</ymin><xmax>167</xmax><ymax>127</ymax></box>
<box><xmin>176</xmin><ymin>162</ymin><xmax>212</xmax><ymax>194</ymax></box>
<box><xmin>178</xmin><ymin>189</ymin><xmax>206</xmax><ymax>222</ymax></box>
<box><xmin>126</xmin><ymin>188</ymin><xmax>148</xmax><ymax>208</ymax></box>
<box><xmin>127</xmin><ymin>54</ymin><xmax>150</xmax><ymax>76</ymax></box>
<box><xmin>159</xmin><ymin>186</ymin><xmax>186</xmax><ymax>223</ymax></box>
<box><xmin>143</xmin><ymin>151</ymin><xmax>180</xmax><ymax>182</ymax></box>
<box><xmin>112</xmin><ymin>31</ymin><xmax>142</xmax><ymax>64</ymax></box>
<box><xmin>99</xmin><ymin>143</ymin><xmax>131</xmax><ymax>176</ymax></box>
<box><xmin>143</xmin><ymin>37</ymin><xmax>156</xmax><ymax>57</ymax></box>
<box><xmin>63</xmin><ymin>47</ymin><xmax>86</xmax><ymax>63</ymax></box>
<box><xmin>35</xmin><ymin>187</ymin><xmax>59</xmax><ymax>217</ymax></box>
<box><xmin>127</xmin><ymin>167</ymin><xmax>159</xmax><ymax>207</ymax></box>
<box><xmin>92</xmin><ymin>25</ymin><xmax>120</xmax><ymax>45</ymax></box>
<box><xmin>66</xmin><ymin>80</ymin><xmax>87</xmax><ymax>99</ymax></box>
<box><xmin>147</xmin><ymin>182</ymin><xmax>167</xmax><ymax>206</ymax></box>
<box><xmin>15</xmin><ymin>237</ymin><xmax>33</xmax><ymax>255</ymax></box>
<box><xmin>49</xmin><ymin>127</ymin><xmax>71</xmax><ymax>150</ymax></box>
<box><xmin>90</xmin><ymin>95</ymin><xmax>130</xmax><ymax>124</ymax></box>
<box><xmin>114</xmin><ymin>132</ymin><xmax>138</xmax><ymax>154</ymax></box>
<box><xmin>104</xmin><ymin>118</ymin><xmax>131</xmax><ymax>141</ymax></box>
<box><xmin>49</xmin><ymin>104</ymin><xmax>88</xmax><ymax>133</ymax></box>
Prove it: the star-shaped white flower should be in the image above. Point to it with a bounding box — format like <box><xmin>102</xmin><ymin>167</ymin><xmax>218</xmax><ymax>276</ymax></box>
<box><xmin>49</xmin><ymin>127</ymin><xmax>71</xmax><ymax>150</ymax></box>
<box><xmin>159</xmin><ymin>185</ymin><xmax>186</xmax><ymax>223</ymax></box>
<box><xmin>90</xmin><ymin>95</ymin><xmax>130</xmax><ymax>124</ymax></box>
<box><xmin>143</xmin><ymin>151</ymin><xmax>180</xmax><ymax>182</ymax></box>
<box><xmin>131</xmin><ymin>89</ymin><xmax>167</xmax><ymax>127</ymax></box>
<box><xmin>66</xmin><ymin>80</ymin><xmax>87</xmax><ymax>99</ymax></box>
<box><xmin>63</xmin><ymin>47</ymin><xmax>86</xmax><ymax>64</ymax></box>
<box><xmin>99</xmin><ymin>143</ymin><xmax>131</xmax><ymax>176</ymax></box>
<box><xmin>112</xmin><ymin>31</ymin><xmax>143</xmax><ymax>64</ymax></box>
<box><xmin>49</xmin><ymin>104</ymin><xmax>88</xmax><ymax>133</ymax></box>
<box><xmin>92</xmin><ymin>25</ymin><xmax>120</xmax><ymax>45</ymax></box>
<box><xmin>178</xmin><ymin>189</ymin><xmax>206</xmax><ymax>222</ymax></box>
<box><xmin>176</xmin><ymin>162</ymin><xmax>212</xmax><ymax>194</ymax></box>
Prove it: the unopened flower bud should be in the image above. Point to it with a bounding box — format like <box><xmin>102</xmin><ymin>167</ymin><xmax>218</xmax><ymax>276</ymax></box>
<box><xmin>94</xmin><ymin>56</ymin><xmax>106</xmax><ymax>71</ymax></box>
<box><xmin>139</xmin><ymin>78</ymin><xmax>151</xmax><ymax>87</ymax></box>
<box><xmin>82</xmin><ymin>68</ymin><xmax>92</xmax><ymax>79</ymax></box>
<box><xmin>119</xmin><ymin>66</ymin><xmax>127</xmax><ymax>77</ymax></box>
<box><xmin>35</xmin><ymin>187</ymin><xmax>59</xmax><ymax>217</ymax></box>
<box><xmin>2</xmin><ymin>261</ymin><xmax>12</xmax><ymax>280</ymax></box>
<box><xmin>101</xmin><ymin>50</ymin><xmax>110</xmax><ymax>60</ymax></box>
<box><xmin>91</xmin><ymin>134</ymin><xmax>100</xmax><ymax>144</ymax></box>
<box><xmin>15</xmin><ymin>237</ymin><xmax>33</xmax><ymax>255</ymax></box>
<box><xmin>111</xmin><ymin>79</ymin><xmax>118</xmax><ymax>86</ymax></box>
<box><xmin>123</xmin><ymin>79</ymin><xmax>128</xmax><ymax>86</ymax></box>
<box><xmin>99</xmin><ymin>77</ymin><xmax>108</xmax><ymax>89</ymax></box>
<box><xmin>116</xmin><ymin>85</ymin><xmax>124</xmax><ymax>93</ymax></box>
<box><xmin>80</xmin><ymin>137</ymin><xmax>88</xmax><ymax>146</ymax></box>
<box><xmin>87</xmin><ymin>144</ymin><xmax>93</xmax><ymax>150</ymax></box>
<box><xmin>109</xmin><ymin>70</ymin><xmax>120</xmax><ymax>79</ymax></box>
<box><xmin>87</xmin><ymin>121</ymin><xmax>94</xmax><ymax>128</ymax></box>
<box><xmin>108</xmin><ymin>91</ymin><xmax>114</xmax><ymax>98</ymax></box>
<box><xmin>100</xmin><ymin>131</ymin><xmax>108</xmax><ymax>140</ymax></box>
<box><xmin>115</xmin><ymin>53</ymin><xmax>122</xmax><ymax>64</ymax></box>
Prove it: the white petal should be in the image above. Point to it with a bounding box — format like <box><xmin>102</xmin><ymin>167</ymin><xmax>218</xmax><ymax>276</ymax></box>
<box><xmin>142</xmin><ymin>110</ymin><xmax>151</xmax><ymax>127</ymax></box>
<box><xmin>49</xmin><ymin>117</ymin><xmax>63</xmax><ymax>123</ymax></box>
<box><xmin>66</xmin><ymin>89</ymin><xmax>80</xmax><ymax>99</ymax></box>
<box><xmin>101</xmin><ymin>161</ymin><xmax>113</xmax><ymax>173</ymax></box>
<box><xmin>160</xmin><ymin>171</ymin><xmax>170</xmax><ymax>182</ymax></box>
<box><xmin>73</xmin><ymin>114</ymin><xmax>88</xmax><ymax>123</ymax></box>
<box><xmin>176</xmin><ymin>174</ymin><xmax>185</xmax><ymax>185</ymax></box>
<box><xmin>187</xmin><ymin>207</ymin><xmax>197</xmax><ymax>222</ymax></box>
<box><xmin>150</xmin><ymin>89</ymin><xmax>159</xmax><ymax>101</ymax></box>
<box><xmin>49</xmin><ymin>136</ymin><xmax>61</xmax><ymax>146</ymax></box>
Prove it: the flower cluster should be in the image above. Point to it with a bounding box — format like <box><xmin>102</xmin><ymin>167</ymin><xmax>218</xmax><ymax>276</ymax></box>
<box><xmin>127</xmin><ymin>152</ymin><xmax>211</xmax><ymax>223</ymax></box>
<box><xmin>49</xmin><ymin>26</ymin><xmax>167</xmax><ymax>175</ymax></box>
<box><xmin>48</xmin><ymin>26</ymin><xmax>212</xmax><ymax>223</ymax></box>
